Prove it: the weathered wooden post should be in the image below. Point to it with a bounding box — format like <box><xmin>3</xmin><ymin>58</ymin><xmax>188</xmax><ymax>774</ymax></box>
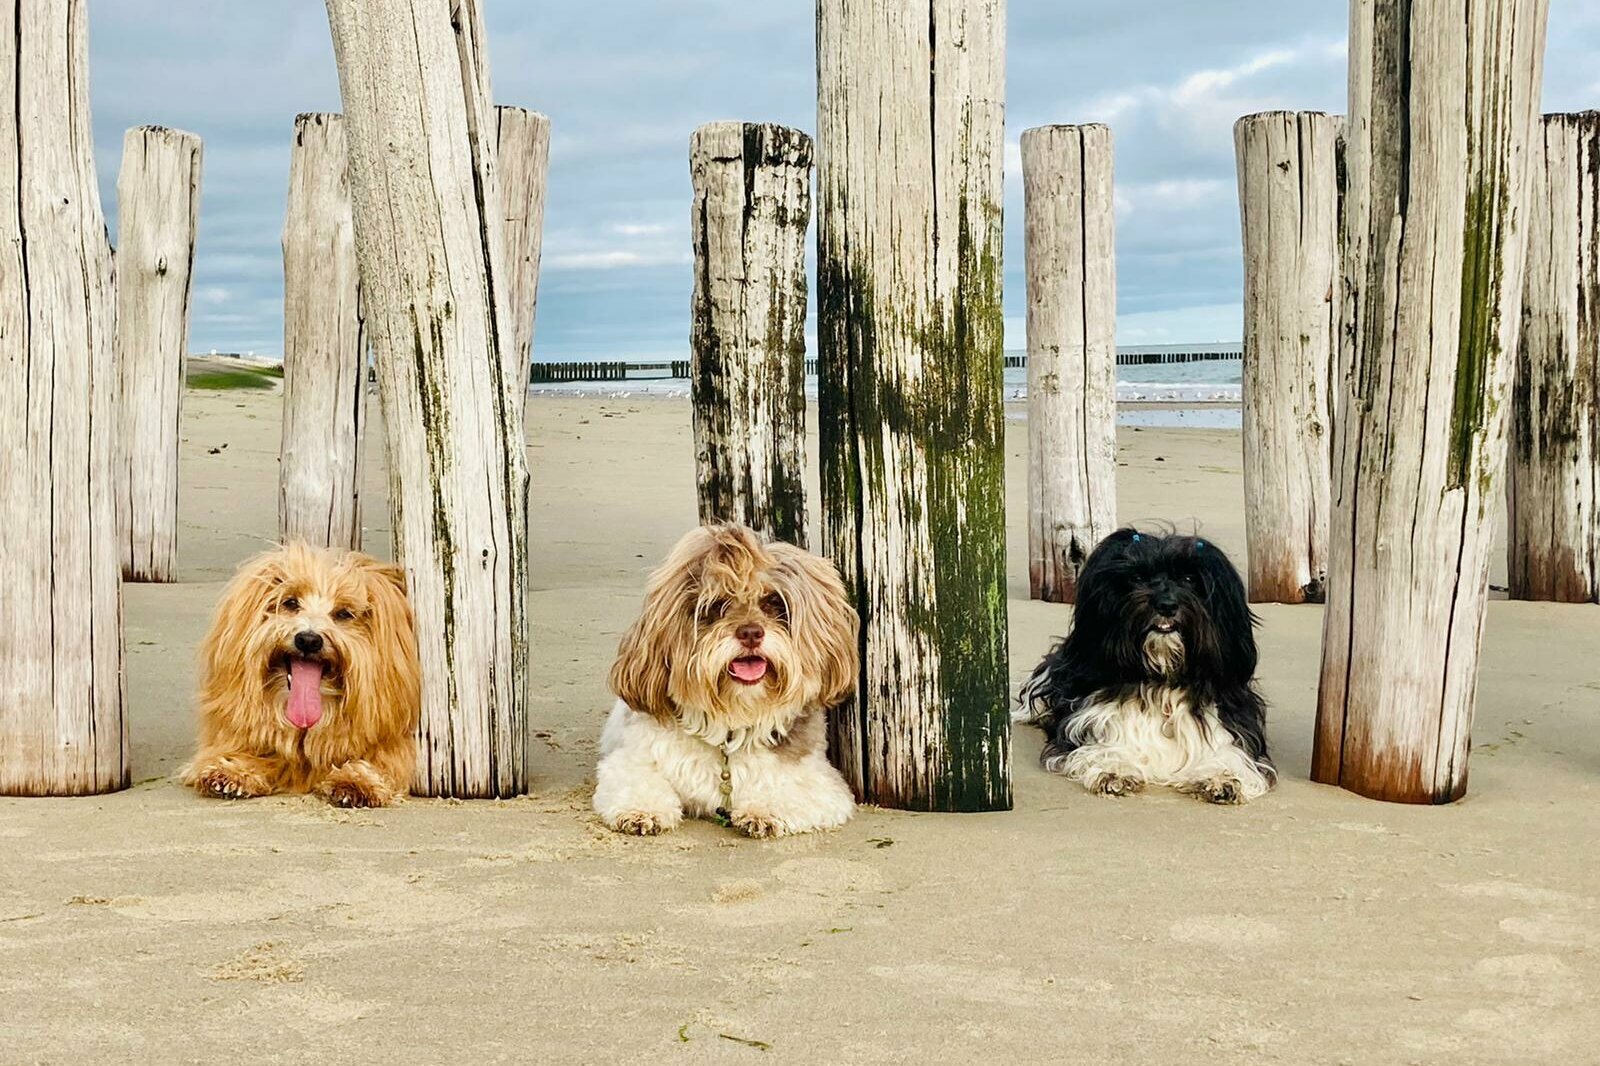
<box><xmin>279</xmin><ymin>112</ymin><xmax>367</xmax><ymax>551</ymax></box>
<box><xmin>689</xmin><ymin>121</ymin><xmax>812</xmax><ymax>546</ymax></box>
<box><xmin>1508</xmin><ymin>112</ymin><xmax>1599</xmax><ymax>603</ymax></box>
<box><xmin>115</xmin><ymin>125</ymin><xmax>203</xmax><ymax>583</ymax></box>
<box><xmin>1234</xmin><ymin>111</ymin><xmax>1340</xmax><ymax>604</ymax></box>
<box><xmin>0</xmin><ymin>0</ymin><xmax>127</xmax><ymax>795</ymax></box>
<box><xmin>817</xmin><ymin>0</ymin><xmax>1011</xmax><ymax>811</ymax></box>
<box><xmin>496</xmin><ymin>105</ymin><xmax>550</xmax><ymax>411</ymax></box>
<box><xmin>1021</xmin><ymin>124</ymin><xmax>1116</xmax><ymax>603</ymax></box>
<box><xmin>1314</xmin><ymin>0</ymin><xmax>1549</xmax><ymax>803</ymax></box>
<box><xmin>324</xmin><ymin>0</ymin><xmax>531</xmax><ymax>798</ymax></box>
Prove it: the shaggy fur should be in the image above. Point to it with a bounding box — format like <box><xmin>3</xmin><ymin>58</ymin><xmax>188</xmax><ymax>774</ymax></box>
<box><xmin>181</xmin><ymin>543</ymin><xmax>421</xmax><ymax>808</ymax></box>
<box><xmin>1015</xmin><ymin>528</ymin><xmax>1275</xmax><ymax>803</ymax></box>
<box><xmin>594</xmin><ymin>524</ymin><xmax>860</xmax><ymax>838</ymax></box>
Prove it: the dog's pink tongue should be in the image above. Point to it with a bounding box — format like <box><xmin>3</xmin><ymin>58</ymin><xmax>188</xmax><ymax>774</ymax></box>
<box><xmin>729</xmin><ymin>657</ymin><xmax>768</xmax><ymax>684</ymax></box>
<box><xmin>286</xmin><ymin>659</ymin><xmax>325</xmax><ymax>729</ymax></box>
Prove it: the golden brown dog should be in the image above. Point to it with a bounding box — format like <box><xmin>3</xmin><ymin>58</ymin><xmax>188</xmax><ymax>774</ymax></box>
<box><xmin>182</xmin><ymin>542</ymin><xmax>420</xmax><ymax>808</ymax></box>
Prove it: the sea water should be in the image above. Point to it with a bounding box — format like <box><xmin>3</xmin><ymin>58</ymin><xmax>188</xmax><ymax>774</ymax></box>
<box><xmin>531</xmin><ymin>357</ymin><xmax>1244</xmax><ymax>430</ymax></box>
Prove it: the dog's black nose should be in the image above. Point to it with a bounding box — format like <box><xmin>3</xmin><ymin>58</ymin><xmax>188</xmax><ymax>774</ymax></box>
<box><xmin>294</xmin><ymin>631</ymin><xmax>324</xmax><ymax>655</ymax></box>
<box><xmin>1150</xmin><ymin>582</ymin><xmax>1181</xmax><ymax>615</ymax></box>
<box><xmin>736</xmin><ymin>623</ymin><xmax>765</xmax><ymax>647</ymax></box>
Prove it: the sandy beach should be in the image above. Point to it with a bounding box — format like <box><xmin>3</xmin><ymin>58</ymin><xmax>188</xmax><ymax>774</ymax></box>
<box><xmin>3</xmin><ymin>386</ymin><xmax>1597</xmax><ymax>1065</ymax></box>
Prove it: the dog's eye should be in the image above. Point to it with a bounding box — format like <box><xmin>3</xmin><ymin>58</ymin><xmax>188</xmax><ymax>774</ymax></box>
<box><xmin>761</xmin><ymin>593</ymin><xmax>789</xmax><ymax>622</ymax></box>
<box><xmin>334</xmin><ymin>608</ymin><xmax>356</xmax><ymax>622</ymax></box>
<box><xmin>1180</xmin><ymin>574</ymin><xmax>1199</xmax><ymax>588</ymax></box>
<box><xmin>281</xmin><ymin>597</ymin><xmax>301</xmax><ymax>613</ymax></box>
<box><xmin>697</xmin><ymin>598</ymin><xmax>728</xmax><ymax>624</ymax></box>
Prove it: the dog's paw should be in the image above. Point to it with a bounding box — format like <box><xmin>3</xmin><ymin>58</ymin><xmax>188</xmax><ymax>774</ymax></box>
<box><xmin>327</xmin><ymin>779</ymin><xmax>383</xmax><ymax>809</ymax></box>
<box><xmin>1088</xmin><ymin>773</ymin><xmax>1144</xmax><ymax>798</ymax></box>
<box><xmin>1187</xmin><ymin>776</ymin><xmax>1245</xmax><ymax>805</ymax></box>
<box><xmin>605</xmin><ymin>810</ymin><xmax>679</xmax><ymax>836</ymax></box>
<box><xmin>315</xmin><ymin>762</ymin><xmax>400</xmax><ymax>809</ymax></box>
<box><xmin>730</xmin><ymin>810</ymin><xmax>786</xmax><ymax>839</ymax></box>
<box><xmin>198</xmin><ymin>766</ymin><xmax>269</xmax><ymax>800</ymax></box>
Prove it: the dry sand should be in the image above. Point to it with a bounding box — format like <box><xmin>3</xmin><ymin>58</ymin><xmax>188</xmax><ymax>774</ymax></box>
<box><xmin>3</xmin><ymin>388</ymin><xmax>1598</xmax><ymax>1065</ymax></box>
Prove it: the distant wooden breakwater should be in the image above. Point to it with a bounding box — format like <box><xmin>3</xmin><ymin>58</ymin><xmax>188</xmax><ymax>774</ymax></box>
<box><xmin>528</xmin><ymin>345</ymin><xmax>1243</xmax><ymax>385</ymax></box>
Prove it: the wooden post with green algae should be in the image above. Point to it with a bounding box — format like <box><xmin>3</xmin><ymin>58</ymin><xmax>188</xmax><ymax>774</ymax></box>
<box><xmin>816</xmin><ymin>0</ymin><xmax>1012</xmax><ymax>812</ymax></box>
<box><xmin>1313</xmin><ymin>0</ymin><xmax>1550</xmax><ymax>804</ymax></box>
<box><xmin>324</xmin><ymin>0</ymin><xmax>532</xmax><ymax>798</ymax></box>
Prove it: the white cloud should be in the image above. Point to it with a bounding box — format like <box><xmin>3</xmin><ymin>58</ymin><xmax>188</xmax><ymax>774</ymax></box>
<box><xmin>1072</xmin><ymin>38</ymin><xmax>1347</xmax><ymax>146</ymax></box>
<box><xmin>611</xmin><ymin>222</ymin><xmax>672</xmax><ymax>237</ymax></box>
<box><xmin>1080</xmin><ymin>91</ymin><xmax>1144</xmax><ymax>125</ymax></box>
<box><xmin>1170</xmin><ymin>48</ymin><xmax>1300</xmax><ymax>107</ymax></box>
<box><xmin>1120</xmin><ymin>178</ymin><xmax>1234</xmax><ymax>215</ymax></box>
<box><xmin>83</xmin><ymin>4</ymin><xmax>1594</xmax><ymax>358</ymax></box>
<box><xmin>543</xmin><ymin>216</ymin><xmax>688</xmax><ymax>271</ymax></box>
<box><xmin>543</xmin><ymin>249</ymin><xmax>691</xmax><ymax>271</ymax></box>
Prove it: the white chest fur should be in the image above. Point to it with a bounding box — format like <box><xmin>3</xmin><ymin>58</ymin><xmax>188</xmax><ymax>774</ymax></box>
<box><xmin>593</xmin><ymin>699</ymin><xmax>856</xmax><ymax>837</ymax></box>
<box><xmin>1048</xmin><ymin>686</ymin><xmax>1272</xmax><ymax>799</ymax></box>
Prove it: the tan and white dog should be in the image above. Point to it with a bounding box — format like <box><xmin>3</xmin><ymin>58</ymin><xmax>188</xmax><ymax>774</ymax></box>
<box><xmin>182</xmin><ymin>543</ymin><xmax>421</xmax><ymax>808</ymax></box>
<box><xmin>594</xmin><ymin>525</ymin><xmax>860</xmax><ymax>838</ymax></box>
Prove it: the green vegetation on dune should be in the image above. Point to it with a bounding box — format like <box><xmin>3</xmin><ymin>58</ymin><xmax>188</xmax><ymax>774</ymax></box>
<box><xmin>185</xmin><ymin>360</ymin><xmax>283</xmax><ymax>391</ymax></box>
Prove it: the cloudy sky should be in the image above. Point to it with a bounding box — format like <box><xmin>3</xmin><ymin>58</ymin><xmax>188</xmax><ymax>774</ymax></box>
<box><xmin>89</xmin><ymin>2</ymin><xmax>1600</xmax><ymax>360</ymax></box>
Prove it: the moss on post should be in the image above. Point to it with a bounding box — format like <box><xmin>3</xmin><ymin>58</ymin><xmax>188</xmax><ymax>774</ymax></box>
<box><xmin>1313</xmin><ymin>0</ymin><xmax>1549</xmax><ymax>804</ymax></box>
<box><xmin>817</xmin><ymin>0</ymin><xmax>1011</xmax><ymax>812</ymax></box>
<box><xmin>326</xmin><ymin>0</ymin><xmax>532</xmax><ymax>798</ymax></box>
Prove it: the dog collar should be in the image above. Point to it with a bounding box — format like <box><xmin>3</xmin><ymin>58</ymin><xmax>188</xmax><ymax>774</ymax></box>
<box><xmin>714</xmin><ymin>742</ymin><xmax>734</xmax><ymax>826</ymax></box>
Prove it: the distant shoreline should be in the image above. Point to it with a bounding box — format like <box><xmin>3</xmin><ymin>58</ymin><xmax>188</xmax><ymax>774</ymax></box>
<box><xmin>186</xmin><ymin>352</ymin><xmax>1244</xmax><ymax>428</ymax></box>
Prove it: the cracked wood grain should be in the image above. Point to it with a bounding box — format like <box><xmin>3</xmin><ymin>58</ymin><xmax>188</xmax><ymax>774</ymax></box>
<box><xmin>690</xmin><ymin>121</ymin><xmax>812</xmax><ymax>547</ymax></box>
<box><xmin>0</xmin><ymin>0</ymin><xmax>127</xmax><ymax>795</ymax></box>
<box><xmin>279</xmin><ymin>112</ymin><xmax>367</xmax><ymax>551</ymax></box>
<box><xmin>1022</xmin><ymin>123</ymin><xmax>1117</xmax><ymax>604</ymax></box>
<box><xmin>1508</xmin><ymin>112</ymin><xmax>1599</xmax><ymax>603</ymax></box>
<box><xmin>1314</xmin><ymin>0</ymin><xmax>1550</xmax><ymax>804</ymax></box>
<box><xmin>1235</xmin><ymin>111</ymin><xmax>1340</xmax><ymax>604</ymax></box>
<box><xmin>817</xmin><ymin>0</ymin><xmax>1012</xmax><ymax>812</ymax></box>
<box><xmin>115</xmin><ymin>124</ymin><xmax>202</xmax><ymax>583</ymax></box>
<box><xmin>496</xmin><ymin>105</ymin><xmax>550</xmax><ymax>415</ymax></box>
<box><xmin>325</xmin><ymin>0</ymin><xmax>531</xmax><ymax>798</ymax></box>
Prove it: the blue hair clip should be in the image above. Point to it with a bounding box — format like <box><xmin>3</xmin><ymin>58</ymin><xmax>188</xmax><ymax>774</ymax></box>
<box><xmin>1197</xmin><ymin>539</ymin><xmax>1206</xmax><ymax>549</ymax></box>
<box><xmin>1131</xmin><ymin>533</ymin><xmax>1142</xmax><ymax>543</ymax></box>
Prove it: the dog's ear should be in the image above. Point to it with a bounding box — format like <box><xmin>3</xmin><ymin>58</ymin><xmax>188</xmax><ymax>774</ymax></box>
<box><xmin>197</xmin><ymin>548</ymin><xmax>290</xmax><ymax>709</ymax></box>
<box><xmin>350</xmin><ymin>552</ymin><xmax>408</xmax><ymax>597</ymax></box>
<box><xmin>375</xmin><ymin>562</ymin><xmax>408</xmax><ymax>596</ymax></box>
<box><xmin>767</xmin><ymin>543</ymin><xmax>860</xmax><ymax>709</ymax></box>
<box><xmin>1070</xmin><ymin>529</ymin><xmax>1139</xmax><ymax>638</ymax></box>
<box><xmin>1078</xmin><ymin>528</ymin><xmax>1141</xmax><ymax>584</ymax></box>
<box><xmin>351</xmin><ymin>553</ymin><xmax>421</xmax><ymax>725</ymax></box>
<box><xmin>609</xmin><ymin>533</ymin><xmax>708</xmax><ymax>720</ymax></box>
<box><xmin>209</xmin><ymin>548</ymin><xmax>288</xmax><ymax>649</ymax></box>
<box><xmin>352</xmin><ymin>553</ymin><xmax>417</xmax><ymax>636</ymax></box>
<box><xmin>1192</xmin><ymin>539</ymin><xmax>1258</xmax><ymax>678</ymax></box>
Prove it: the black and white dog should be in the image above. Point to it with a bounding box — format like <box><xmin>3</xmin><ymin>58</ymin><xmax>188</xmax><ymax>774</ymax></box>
<box><xmin>1015</xmin><ymin>528</ymin><xmax>1274</xmax><ymax>804</ymax></box>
